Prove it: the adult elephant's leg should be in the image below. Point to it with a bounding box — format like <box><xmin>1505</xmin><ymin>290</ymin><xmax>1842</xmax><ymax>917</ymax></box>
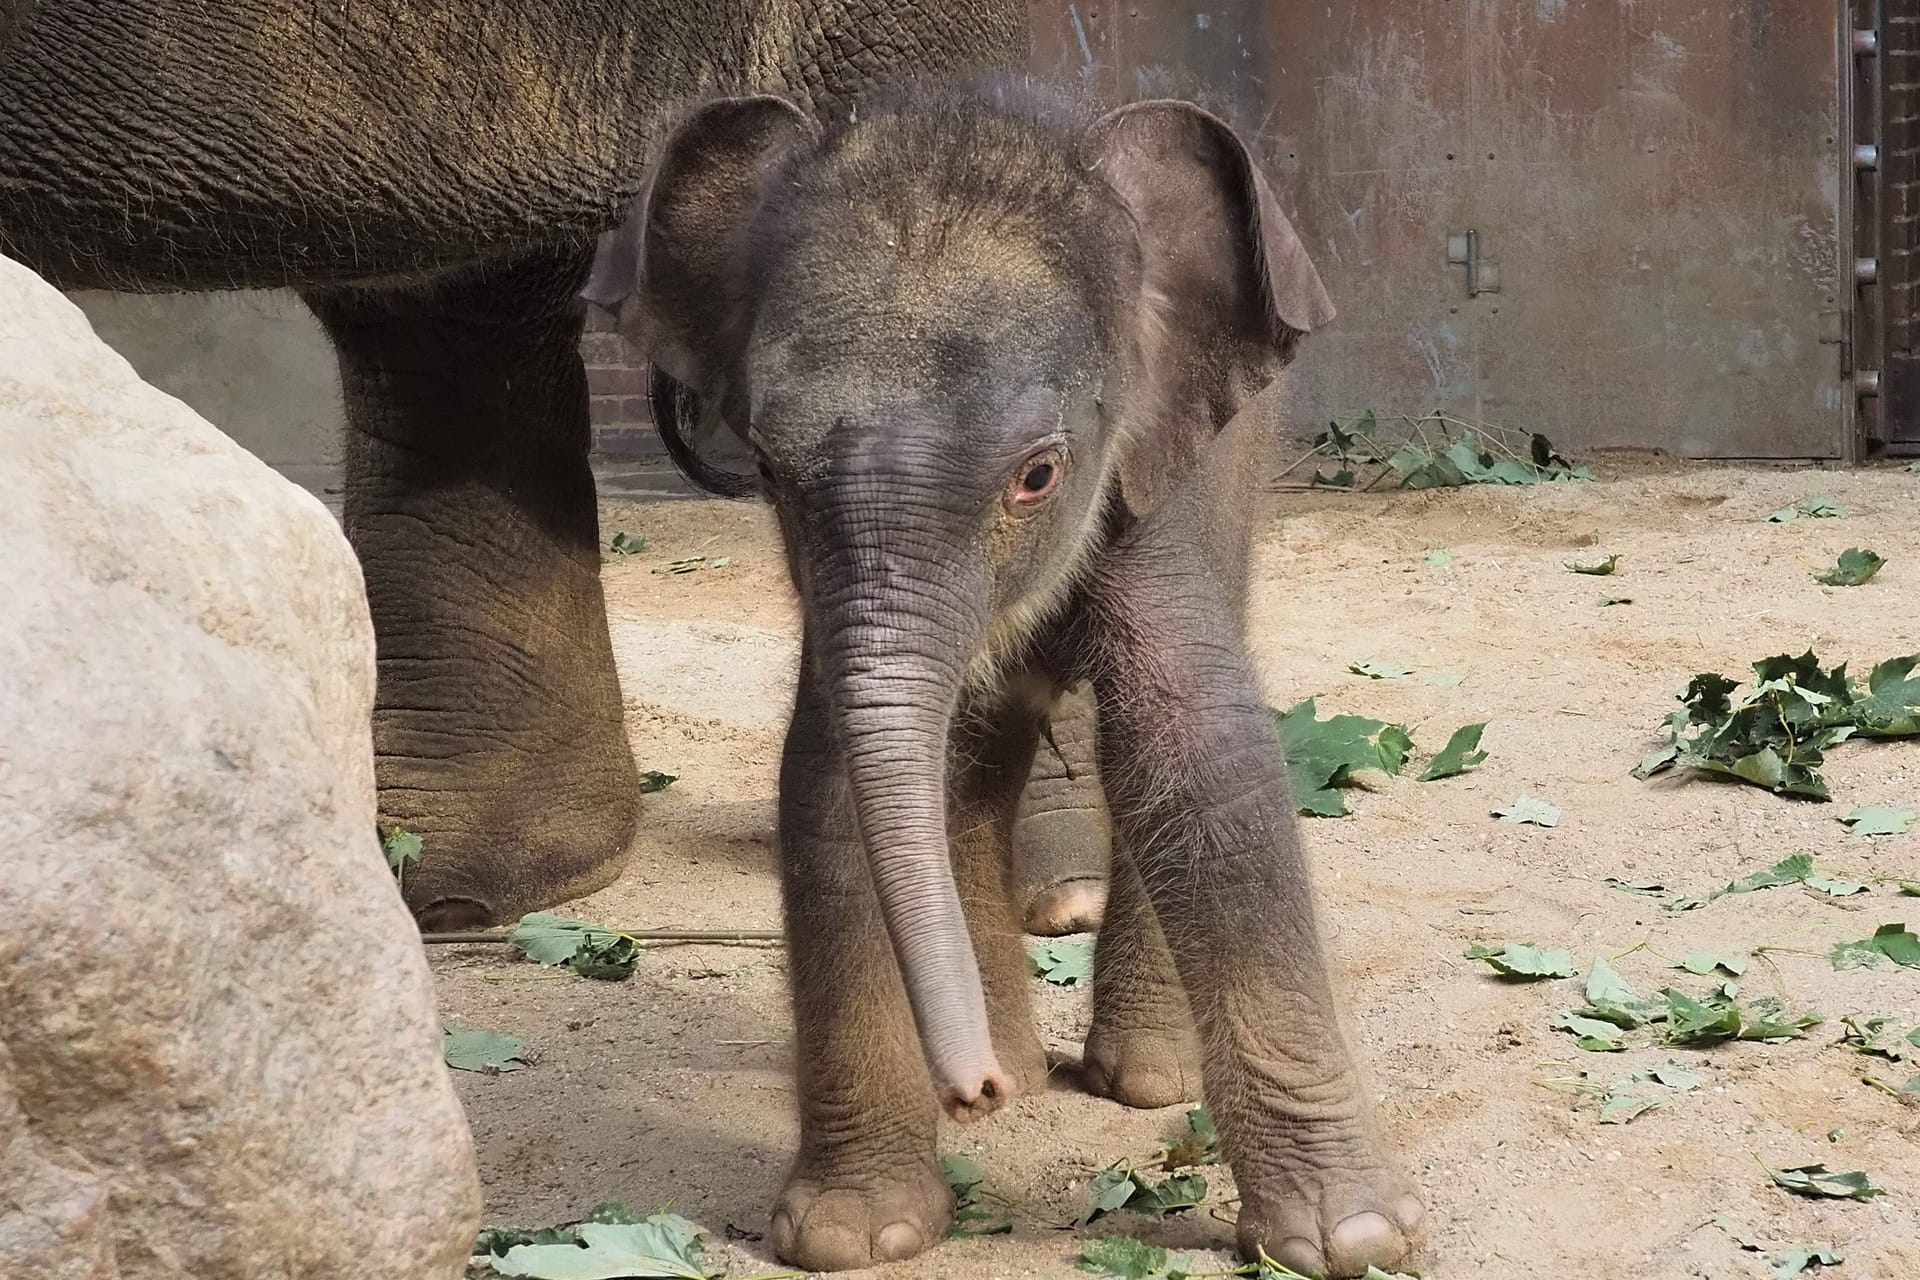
<box><xmin>304</xmin><ymin>251</ymin><xmax>638</xmax><ymax>928</ymax></box>
<box><xmin>1012</xmin><ymin>683</ymin><xmax>1110</xmax><ymax>935</ymax></box>
<box><xmin>1078</xmin><ymin>530</ymin><xmax>1424</xmax><ymax>1280</ymax></box>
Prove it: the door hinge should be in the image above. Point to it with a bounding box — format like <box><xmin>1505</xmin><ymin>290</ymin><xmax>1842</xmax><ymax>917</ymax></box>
<box><xmin>1447</xmin><ymin>229</ymin><xmax>1501</xmax><ymax>296</ymax></box>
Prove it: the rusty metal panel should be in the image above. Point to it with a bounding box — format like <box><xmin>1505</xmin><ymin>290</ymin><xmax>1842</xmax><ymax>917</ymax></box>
<box><xmin>1031</xmin><ymin>1</ymin><xmax>1849</xmax><ymax>459</ymax></box>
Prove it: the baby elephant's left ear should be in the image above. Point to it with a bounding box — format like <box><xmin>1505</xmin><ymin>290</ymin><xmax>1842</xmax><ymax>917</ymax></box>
<box><xmin>1086</xmin><ymin>100</ymin><xmax>1333</xmax><ymax>517</ymax></box>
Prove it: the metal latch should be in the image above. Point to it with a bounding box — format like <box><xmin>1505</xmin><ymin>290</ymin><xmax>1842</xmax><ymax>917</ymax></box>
<box><xmin>1447</xmin><ymin>229</ymin><xmax>1501</xmax><ymax>296</ymax></box>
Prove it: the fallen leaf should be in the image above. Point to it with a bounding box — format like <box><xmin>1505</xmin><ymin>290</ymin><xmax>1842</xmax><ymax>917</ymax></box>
<box><xmin>489</xmin><ymin>1215</ymin><xmax>715</xmax><ymax>1279</ymax></box>
<box><xmin>1604</xmin><ymin>876</ymin><xmax>1668</xmax><ymax>896</ymax></box>
<box><xmin>508</xmin><ymin>912</ymin><xmax>640</xmax><ymax>981</ymax></box>
<box><xmin>1831</xmin><ymin>922</ymin><xmax>1920</xmax><ymax>970</ymax></box>
<box><xmin>1554</xmin><ymin>1012</ymin><xmax>1629</xmax><ymax>1051</ymax></box>
<box><xmin>1767</xmin><ymin>497</ymin><xmax>1844</xmax><ymax>522</ymax></box>
<box><xmin>1635</xmin><ymin>1063</ymin><xmax>1704</xmax><ymax>1091</ymax></box>
<box><xmin>1466</xmin><ymin>941</ymin><xmax>1579</xmax><ymax>979</ymax></box>
<box><xmin>1274</xmin><ymin>699</ymin><xmax>1414</xmax><ymax>817</ymax></box>
<box><xmin>1842</xmin><ymin>805</ymin><xmax>1916</xmax><ymax>836</ymax></box>
<box><xmin>653</xmin><ymin>555</ymin><xmax>731</xmax><ymax>576</ymax></box>
<box><xmin>1348</xmin><ymin>659</ymin><xmax>1414</xmax><ymax>680</ymax></box>
<box><xmin>608</xmin><ymin>532</ymin><xmax>649</xmax><ymax>555</ymax></box>
<box><xmin>443</xmin><ymin>1027</ymin><xmax>527</xmax><ymax>1074</ymax></box>
<box><xmin>1494</xmin><ymin>795</ymin><xmax>1561</xmax><ymax>827</ymax></box>
<box><xmin>1028</xmin><ymin>938</ymin><xmax>1095</xmax><ymax>986</ymax></box>
<box><xmin>1075</xmin><ymin>1235</ymin><xmax>1169</xmax><ymax>1280</ymax></box>
<box><xmin>1424</xmin><ymin>548</ymin><xmax>1453</xmax><ymax>566</ymax></box>
<box><xmin>1565</xmin><ymin>554</ymin><xmax>1620</xmax><ymax>575</ymax></box>
<box><xmin>637</xmin><ymin>771</ymin><xmax>678</xmax><ymax>794</ymax></box>
<box><xmin>1676</xmin><ymin>952</ymin><xmax>1748</xmax><ymax>978</ymax></box>
<box><xmin>1771</xmin><ymin>1246</ymin><xmax>1843</xmax><ymax>1278</ymax></box>
<box><xmin>1419</xmin><ymin>723</ymin><xmax>1489</xmax><ymax>781</ymax></box>
<box><xmin>1767</xmin><ymin>1163</ymin><xmax>1884</xmax><ymax>1201</ymax></box>
<box><xmin>1075</xmin><ymin>1166</ymin><xmax>1208</xmax><ymax>1228</ymax></box>
<box><xmin>1598</xmin><ymin>1093</ymin><xmax>1659</xmax><ymax>1124</ymax></box>
<box><xmin>1814</xmin><ymin>547</ymin><xmax>1885</xmax><ymax>586</ymax></box>
<box><xmin>1597</xmin><ymin>595</ymin><xmax>1634</xmax><ymax>606</ymax></box>
<box><xmin>942</xmin><ymin>1153</ymin><xmax>1012</xmax><ymax>1237</ymax></box>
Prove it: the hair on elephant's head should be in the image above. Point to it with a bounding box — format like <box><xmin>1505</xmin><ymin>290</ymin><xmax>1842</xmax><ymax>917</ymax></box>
<box><xmin>584</xmin><ymin>75</ymin><xmax>1332</xmax><ymax>1115</ymax></box>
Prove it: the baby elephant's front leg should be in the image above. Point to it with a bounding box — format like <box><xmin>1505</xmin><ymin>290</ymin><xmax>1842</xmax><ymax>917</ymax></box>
<box><xmin>770</xmin><ymin>664</ymin><xmax>950</xmax><ymax>1271</ymax></box>
<box><xmin>1081</xmin><ymin>545</ymin><xmax>1425</xmax><ymax>1280</ymax></box>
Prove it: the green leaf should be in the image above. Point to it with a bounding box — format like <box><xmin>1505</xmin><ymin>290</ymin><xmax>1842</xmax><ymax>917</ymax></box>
<box><xmin>1028</xmin><ymin>938</ymin><xmax>1095</xmax><ymax>986</ymax></box>
<box><xmin>1076</xmin><ymin>1169</ymin><xmax>1143</xmax><ymax>1228</ymax></box>
<box><xmin>1554</xmin><ymin>1012</ymin><xmax>1629</xmax><ymax>1051</ymax></box>
<box><xmin>1348</xmin><ymin>659</ymin><xmax>1414</xmax><ymax>679</ymax></box>
<box><xmin>1635</xmin><ymin>1063</ymin><xmax>1703</xmax><ymax>1091</ymax></box>
<box><xmin>381</xmin><ymin>825</ymin><xmax>422</xmax><ymax>892</ymax></box>
<box><xmin>1598</xmin><ymin>1094</ymin><xmax>1659</xmax><ymax>1124</ymax></box>
<box><xmin>1596</xmin><ymin>595</ymin><xmax>1633</xmax><ymax>606</ymax></box>
<box><xmin>1466</xmin><ymin>941</ymin><xmax>1579</xmax><ymax>980</ymax></box>
<box><xmin>1841</xmin><ymin>805</ymin><xmax>1916</xmax><ymax>836</ymax></box>
<box><xmin>1663</xmin><ymin>990</ymin><xmax>1743</xmax><ymax>1045</ymax></box>
<box><xmin>1767</xmin><ymin>496</ymin><xmax>1844</xmax><ymax>522</ymax></box>
<box><xmin>1424</xmin><ymin>548</ymin><xmax>1453</xmax><ymax>566</ymax></box>
<box><xmin>608</xmin><ymin>532</ymin><xmax>648</xmax><ymax>555</ymax></box>
<box><xmin>1603</xmin><ymin>876</ymin><xmax>1668</xmax><ymax>896</ymax></box>
<box><xmin>1578</xmin><ymin>956</ymin><xmax>1665</xmax><ymax>1028</ymax></box>
<box><xmin>1831</xmin><ymin>922</ymin><xmax>1920</xmax><ymax>970</ymax></box>
<box><xmin>1726</xmin><ymin>852</ymin><xmax>1816</xmax><ymax>895</ymax></box>
<box><xmin>1814</xmin><ymin>547</ymin><xmax>1885</xmax><ymax>586</ymax></box>
<box><xmin>443</xmin><ymin>1026</ymin><xmax>527</xmax><ymax>1074</ymax></box>
<box><xmin>1424</xmin><ymin>670</ymin><xmax>1467</xmax><ymax>689</ymax></box>
<box><xmin>1805</xmin><ymin>874</ymin><xmax>1869</xmax><ymax>897</ymax></box>
<box><xmin>1771</xmin><ymin>1246</ymin><xmax>1843</xmax><ymax>1278</ymax></box>
<box><xmin>1273</xmin><ymin>699</ymin><xmax>1415</xmax><ymax>818</ymax></box>
<box><xmin>507</xmin><ymin>913</ymin><xmax>640</xmax><ymax>981</ymax></box>
<box><xmin>1565</xmin><ymin>553</ymin><xmax>1620</xmax><ymax>575</ymax></box>
<box><xmin>637</xmin><ymin>771</ymin><xmax>678</xmax><ymax>794</ymax></box>
<box><xmin>941</xmin><ymin>1153</ymin><xmax>1011</xmax><ymax>1237</ymax></box>
<box><xmin>1853</xmin><ymin>655</ymin><xmax>1920</xmax><ymax>736</ymax></box>
<box><xmin>653</xmin><ymin>555</ymin><xmax>731</xmax><ymax>576</ymax></box>
<box><xmin>1837</xmin><ymin>1014</ymin><xmax>1920</xmax><ymax>1063</ymax></box>
<box><xmin>1902</xmin><ymin>882</ymin><xmax>1920</xmax><ymax>896</ymax></box>
<box><xmin>489</xmin><ymin>1216</ymin><xmax>716</xmax><ymax>1279</ymax></box>
<box><xmin>1493</xmin><ymin>795</ymin><xmax>1560</xmax><ymax>827</ymax></box>
<box><xmin>1419</xmin><ymin>722</ymin><xmax>1489</xmax><ymax>781</ymax></box>
<box><xmin>1076</xmin><ymin>1235</ymin><xmax>1170</xmax><ymax>1280</ymax></box>
<box><xmin>1767</xmin><ymin>1164</ymin><xmax>1885</xmax><ymax>1201</ymax></box>
<box><xmin>1676</xmin><ymin>952</ymin><xmax>1748</xmax><ymax>978</ymax></box>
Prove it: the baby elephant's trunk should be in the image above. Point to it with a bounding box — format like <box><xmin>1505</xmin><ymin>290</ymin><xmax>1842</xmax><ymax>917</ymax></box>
<box><xmin>817</xmin><ymin>548</ymin><xmax>1007</xmax><ymax>1120</ymax></box>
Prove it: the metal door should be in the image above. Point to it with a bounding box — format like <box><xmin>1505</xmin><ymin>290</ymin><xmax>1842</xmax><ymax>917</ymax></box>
<box><xmin>1033</xmin><ymin>1</ymin><xmax>1852</xmax><ymax>459</ymax></box>
<box><xmin>1863</xmin><ymin>0</ymin><xmax>1920</xmax><ymax>449</ymax></box>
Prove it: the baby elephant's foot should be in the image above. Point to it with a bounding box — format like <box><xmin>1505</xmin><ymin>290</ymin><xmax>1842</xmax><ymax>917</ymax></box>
<box><xmin>1081</xmin><ymin>1025</ymin><xmax>1202</xmax><ymax>1109</ymax></box>
<box><xmin>1235</xmin><ymin>1145</ymin><xmax>1425</xmax><ymax>1279</ymax></box>
<box><xmin>1023</xmin><ymin>875</ymin><xmax>1108</xmax><ymax>936</ymax></box>
<box><xmin>772</xmin><ymin>1156</ymin><xmax>951</xmax><ymax>1271</ymax></box>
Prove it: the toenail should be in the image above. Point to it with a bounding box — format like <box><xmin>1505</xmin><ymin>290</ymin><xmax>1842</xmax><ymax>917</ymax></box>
<box><xmin>1329</xmin><ymin>1211</ymin><xmax>1399</xmax><ymax>1267</ymax></box>
<box><xmin>875</xmin><ymin>1221</ymin><xmax>924</xmax><ymax>1260</ymax></box>
<box><xmin>1271</xmin><ymin>1236</ymin><xmax>1326</xmax><ymax>1276</ymax></box>
<box><xmin>1392</xmin><ymin>1193</ymin><xmax>1427</xmax><ymax>1231</ymax></box>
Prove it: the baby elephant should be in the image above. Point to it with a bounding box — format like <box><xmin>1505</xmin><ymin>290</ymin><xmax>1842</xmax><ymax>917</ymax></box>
<box><xmin>585</xmin><ymin>76</ymin><xmax>1424</xmax><ymax>1278</ymax></box>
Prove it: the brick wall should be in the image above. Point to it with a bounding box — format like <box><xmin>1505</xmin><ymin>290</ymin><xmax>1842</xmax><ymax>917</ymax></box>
<box><xmin>581</xmin><ymin>306</ymin><xmax>661</xmax><ymax>462</ymax></box>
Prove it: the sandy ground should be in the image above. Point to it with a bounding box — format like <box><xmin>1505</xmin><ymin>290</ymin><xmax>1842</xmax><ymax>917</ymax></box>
<box><xmin>436</xmin><ymin>457</ymin><xmax>1920</xmax><ymax>1280</ymax></box>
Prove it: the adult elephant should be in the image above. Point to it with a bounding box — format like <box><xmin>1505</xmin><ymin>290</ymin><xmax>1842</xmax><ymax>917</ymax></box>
<box><xmin>0</xmin><ymin>1</ymin><xmax>1109</xmax><ymax>930</ymax></box>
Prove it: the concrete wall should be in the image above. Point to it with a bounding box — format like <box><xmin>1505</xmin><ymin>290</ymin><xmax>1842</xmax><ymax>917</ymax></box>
<box><xmin>70</xmin><ymin>290</ymin><xmax>346</xmax><ymax>498</ymax></box>
<box><xmin>67</xmin><ymin>289</ymin><xmax>680</xmax><ymax>500</ymax></box>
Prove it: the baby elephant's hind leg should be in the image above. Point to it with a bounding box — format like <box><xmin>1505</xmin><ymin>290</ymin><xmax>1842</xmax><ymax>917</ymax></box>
<box><xmin>1013</xmin><ymin>684</ymin><xmax>1111</xmax><ymax>935</ymax></box>
<box><xmin>1082</xmin><ymin>837</ymin><xmax>1203</xmax><ymax>1108</ymax></box>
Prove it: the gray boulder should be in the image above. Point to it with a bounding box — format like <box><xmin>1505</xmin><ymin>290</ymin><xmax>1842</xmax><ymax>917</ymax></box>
<box><xmin>0</xmin><ymin>255</ymin><xmax>481</xmax><ymax>1280</ymax></box>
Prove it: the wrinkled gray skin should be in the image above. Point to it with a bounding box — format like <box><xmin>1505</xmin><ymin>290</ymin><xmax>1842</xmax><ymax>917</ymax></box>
<box><xmin>0</xmin><ymin>1</ymin><xmax>1117</xmax><ymax>929</ymax></box>
<box><xmin>588</xmin><ymin>78</ymin><xmax>1425</xmax><ymax>1277</ymax></box>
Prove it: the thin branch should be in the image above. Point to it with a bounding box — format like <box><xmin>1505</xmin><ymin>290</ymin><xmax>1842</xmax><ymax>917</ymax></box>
<box><xmin>423</xmin><ymin>927</ymin><xmax>783</xmax><ymax>946</ymax></box>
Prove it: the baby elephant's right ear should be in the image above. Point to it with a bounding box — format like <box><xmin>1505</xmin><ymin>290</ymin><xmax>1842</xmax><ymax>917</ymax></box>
<box><xmin>581</xmin><ymin>96</ymin><xmax>809</xmax><ymax>394</ymax></box>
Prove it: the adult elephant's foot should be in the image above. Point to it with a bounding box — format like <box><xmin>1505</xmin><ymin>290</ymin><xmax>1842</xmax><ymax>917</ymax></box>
<box><xmin>1081</xmin><ymin>1023</ymin><xmax>1202</xmax><ymax>1109</ymax></box>
<box><xmin>771</xmin><ymin>1155</ymin><xmax>951</xmax><ymax>1271</ymax></box>
<box><xmin>1233</xmin><ymin>1132</ymin><xmax>1426</xmax><ymax>1278</ymax></box>
<box><xmin>306</xmin><ymin>251</ymin><xmax>639</xmax><ymax>927</ymax></box>
<box><xmin>1014</xmin><ymin>685</ymin><xmax>1112</xmax><ymax>936</ymax></box>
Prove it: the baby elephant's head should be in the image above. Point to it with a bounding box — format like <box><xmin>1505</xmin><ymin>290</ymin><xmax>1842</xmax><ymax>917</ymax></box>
<box><xmin>584</xmin><ymin>76</ymin><xmax>1331</xmax><ymax>1114</ymax></box>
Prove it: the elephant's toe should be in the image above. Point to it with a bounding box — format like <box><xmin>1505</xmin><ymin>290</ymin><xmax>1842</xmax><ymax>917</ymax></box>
<box><xmin>1237</xmin><ymin>1161</ymin><xmax>1425</xmax><ymax>1278</ymax></box>
<box><xmin>772</xmin><ymin>1161</ymin><xmax>950</xmax><ymax>1272</ymax></box>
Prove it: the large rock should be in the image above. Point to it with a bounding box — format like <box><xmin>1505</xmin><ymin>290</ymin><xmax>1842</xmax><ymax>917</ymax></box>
<box><xmin>0</xmin><ymin>255</ymin><xmax>481</xmax><ymax>1279</ymax></box>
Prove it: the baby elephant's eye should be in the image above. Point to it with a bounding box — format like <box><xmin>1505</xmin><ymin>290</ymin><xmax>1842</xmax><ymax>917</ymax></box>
<box><xmin>1004</xmin><ymin>449</ymin><xmax>1065</xmax><ymax>516</ymax></box>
